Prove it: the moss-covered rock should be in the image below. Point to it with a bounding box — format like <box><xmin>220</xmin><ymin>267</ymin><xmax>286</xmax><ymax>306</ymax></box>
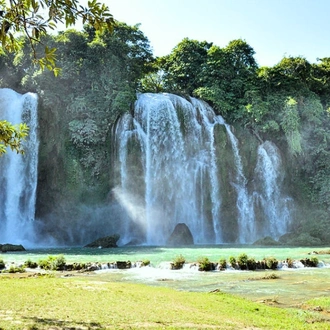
<box><xmin>84</xmin><ymin>234</ymin><xmax>120</xmax><ymax>248</ymax></box>
<box><xmin>253</xmin><ymin>236</ymin><xmax>281</xmax><ymax>246</ymax></box>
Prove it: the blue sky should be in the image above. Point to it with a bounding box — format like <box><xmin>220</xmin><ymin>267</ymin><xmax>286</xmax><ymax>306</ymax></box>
<box><xmin>88</xmin><ymin>0</ymin><xmax>330</xmax><ymax>67</ymax></box>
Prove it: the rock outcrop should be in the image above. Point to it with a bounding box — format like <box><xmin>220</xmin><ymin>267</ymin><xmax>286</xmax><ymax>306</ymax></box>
<box><xmin>167</xmin><ymin>223</ymin><xmax>194</xmax><ymax>246</ymax></box>
<box><xmin>84</xmin><ymin>234</ymin><xmax>120</xmax><ymax>248</ymax></box>
<box><xmin>0</xmin><ymin>244</ymin><xmax>26</xmax><ymax>252</ymax></box>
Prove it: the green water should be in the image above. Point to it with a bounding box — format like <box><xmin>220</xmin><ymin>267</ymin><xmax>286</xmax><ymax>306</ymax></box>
<box><xmin>2</xmin><ymin>245</ymin><xmax>330</xmax><ymax>265</ymax></box>
<box><xmin>2</xmin><ymin>245</ymin><xmax>330</xmax><ymax>307</ymax></box>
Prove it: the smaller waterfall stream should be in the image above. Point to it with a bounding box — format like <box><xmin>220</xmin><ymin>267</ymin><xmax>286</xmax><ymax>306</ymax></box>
<box><xmin>224</xmin><ymin>124</ymin><xmax>255</xmax><ymax>243</ymax></box>
<box><xmin>0</xmin><ymin>88</ymin><xmax>39</xmax><ymax>244</ymax></box>
<box><xmin>253</xmin><ymin>141</ymin><xmax>292</xmax><ymax>239</ymax></box>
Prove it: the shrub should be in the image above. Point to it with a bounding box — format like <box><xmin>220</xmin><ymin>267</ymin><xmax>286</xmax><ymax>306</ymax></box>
<box><xmin>172</xmin><ymin>254</ymin><xmax>185</xmax><ymax>270</ymax></box>
<box><xmin>6</xmin><ymin>265</ymin><xmax>26</xmax><ymax>273</ymax></box>
<box><xmin>141</xmin><ymin>260</ymin><xmax>150</xmax><ymax>267</ymax></box>
<box><xmin>24</xmin><ymin>259</ymin><xmax>38</xmax><ymax>269</ymax></box>
<box><xmin>264</xmin><ymin>257</ymin><xmax>278</xmax><ymax>270</ymax></box>
<box><xmin>218</xmin><ymin>258</ymin><xmax>227</xmax><ymax>270</ymax></box>
<box><xmin>0</xmin><ymin>259</ymin><xmax>5</xmax><ymax>270</ymax></box>
<box><xmin>237</xmin><ymin>253</ymin><xmax>249</xmax><ymax>270</ymax></box>
<box><xmin>228</xmin><ymin>256</ymin><xmax>237</xmax><ymax>268</ymax></box>
<box><xmin>247</xmin><ymin>257</ymin><xmax>257</xmax><ymax>270</ymax></box>
<box><xmin>38</xmin><ymin>255</ymin><xmax>66</xmax><ymax>271</ymax></box>
<box><xmin>310</xmin><ymin>256</ymin><xmax>319</xmax><ymax>267</ymax></box>
<box><xmin>197</xmin><ymin>256</ymin><xmax>213</xmax><ymax>271</ymax></box>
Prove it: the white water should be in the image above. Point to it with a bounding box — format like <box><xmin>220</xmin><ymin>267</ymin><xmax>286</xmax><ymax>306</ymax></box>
<box><xmin>253</xmin><ymin>141</ymin><xmax>292</xmax><ymax>239</ymax></box>
<box><xmin>113</xmin><ymin>93</ymin><xmax>294</xmax><ymax>245</ymax></box>
<box><xmin>0</xmin><ymin>88</ymin><xmax>39</xmax><ymax>244</ymax></box>
<box><xmin>114</xmin><ymin>94</ymin><xmax>224</xmax><ymax>245</ymax></box>
<box><xmin>224</xmin><ymin>124</ymin><xmax>255</xmax><ymax>243</ymax></box>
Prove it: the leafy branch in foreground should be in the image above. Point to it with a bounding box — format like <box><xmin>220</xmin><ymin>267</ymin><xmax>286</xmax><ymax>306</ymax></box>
<box><xmin>0</xmin><ymin>0</ymin><xmax>115</xmax><ymax>73</ymax></box>
<box><xmin>0</xmin><ymin>120</ymin><xmax>29</xmax><ymax>155</ymax></box>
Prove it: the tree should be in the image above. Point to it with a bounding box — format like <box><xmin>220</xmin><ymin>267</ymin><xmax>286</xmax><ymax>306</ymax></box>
<box><xmin>0</xmin><ymin>0</ymin><xmax>114</xmax><ymax>73</ymax></box>
<box><xmin>0</xmin><ymin>0</ymin><xmax>114</xmax><ymax>155</ymax></box>
<box><xmin>160</xmin><ymin>38</ymin><xmax>212</xmax><ymax>94</ymax></box>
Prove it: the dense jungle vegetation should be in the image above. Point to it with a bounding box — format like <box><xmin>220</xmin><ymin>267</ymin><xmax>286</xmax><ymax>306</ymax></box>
<box><xmin>1</xmin><ymin>22</ymin><xmax>330</xmax><ymax>244</ymax></box>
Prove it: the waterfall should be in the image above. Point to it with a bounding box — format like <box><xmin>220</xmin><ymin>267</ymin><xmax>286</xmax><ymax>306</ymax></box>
<box><xmin>224</xmin><ymin>124</ymin><xmax>255</xmax><ymax>243</ymax></box>
<box><xmin>0</xmin><ymin>88</ymin><xmax>39</xmax><ymax>245</ymax></box>
<box><xmin>253</xmin><ymin>141</ymin><xmax>292</xmax><ymax>238</ymax></box>
<box><xmin>113</xmin><ymin>93</ymin><xmax>294</xmax><ymax>245</ymax></box>
<box><xmin>113</xmin><ymin>93</ymin><xmax>223</xmax><ymax>245</ymax></box>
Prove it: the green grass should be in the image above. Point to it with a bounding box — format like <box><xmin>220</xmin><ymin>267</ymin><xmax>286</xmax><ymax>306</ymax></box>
<box><xmin>0</xmin><ymin>275</ymin><xmax>329</xmax><ymax>329</ymax></box>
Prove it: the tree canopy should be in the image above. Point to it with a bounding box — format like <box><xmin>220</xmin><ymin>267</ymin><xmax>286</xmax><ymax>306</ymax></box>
<box><xmin>0</xmin><ymin>0</ymin><xmax>114</xmax><ymax>73</ymax></box>
<box><xmin>0</xmin><ymin>0</ymin><xmax>113</xmax><ymax>155</ymax></box>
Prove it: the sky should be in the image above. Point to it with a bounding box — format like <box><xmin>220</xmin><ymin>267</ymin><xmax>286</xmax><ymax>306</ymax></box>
<box><xmin>80</xmin><ymin>0</ymin><xmax>330</xmax><ymax>67</ymax></box>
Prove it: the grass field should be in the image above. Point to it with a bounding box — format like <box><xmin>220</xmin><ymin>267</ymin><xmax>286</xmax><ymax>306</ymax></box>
<box><xmin>0</xmin><ymin>272</ymin><xmax>329</xmax><ymax>329</ymax></box>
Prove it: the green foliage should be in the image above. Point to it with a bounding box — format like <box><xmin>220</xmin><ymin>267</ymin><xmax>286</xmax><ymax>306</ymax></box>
<box><xmin>38</xmin><ymin>255</ymin><xmax>66</xmax><ymax>271</ymax></box>
<box><xmin>237</xmin><ymin>253</ymin><xmax>249</xmax><ymax>270</ymax></box>
<box><xmin>160</xmin><ymin>38</ymin><xmax>212</xmax><ymax>94</ymax></box>
<box><xmin>0</xmin><ymin>259</ymin><xmax>5</xmax><ymax>269</ymax></box>
<box><xmin>228</xmin><ymin>256</ymin><xmax>237</xmax><ymax>268</ymax></box>
<box><xmin>0</xmin><ymin>120</ymin><xmax>29</xmax><ymax>155</ymax></box>
<box><xmin>6</xmin><ymin>265</ymin><xmax>26</xmax><ymax>273</ymax></box>
<box><xmin>264</xmin><ymin>257</ymin><xmax>278</xmax><ymax>270</ymax></box>
<box><xmin>218</xmin><ymin>258</ymin><xmax>227</xmax><ymax>270</ymax></box>
<box><xmin>197</xmin><ymin>256</ymin><xmax>212</xmax><ymax>271</ymax></box>
<box><xmin>0</xmin><ymin>0</ymin><xmax>114</xmax><ymax>73</ymax></box>
<box><xmin>141</xmin><ymin>260</ymin><xmax>150</xmax><ymax>267</ymax></box>
<box><xmin>309</xmin><ymin>257</ymin><xmax>319</xmax><ymax>267</ymax></box>
<box><xmin>172</xmin><ymin>254</ymin><xmax>185</xmax><ymax>269</ymax></box>
<box><xmin>281</xmin><ymin>97</ymin><xmax>302</xmax><ymax>156</ymax></box>
<box><xmin>24</xmin><ymin>259</ymin><xmax>38</xmax><ymax>269</ymax></box>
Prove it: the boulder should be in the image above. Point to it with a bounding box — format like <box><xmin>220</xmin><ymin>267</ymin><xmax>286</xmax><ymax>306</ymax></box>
<box><xmin>253</xmin><ymin>236</ymin><xmax>281</xmax><ymax>246</ymax></box>
<box><xmin>167</xmin><ymin>223</ymin><xmax>194</xmax><ymax>246</ymax></box>
<box><xmin>116</xmin><ymin>261</ymin><xmax>131</xmax><ymax>269</ymax></box>
<box><xmin>84</xmin><ymin>234</ymin><xmax>120</xmax><ymax>248</ymax></box>
<box><xmin>0</xmin><ymin>244</ymin><xmax>26</xmax><ymax>252</ymax></box>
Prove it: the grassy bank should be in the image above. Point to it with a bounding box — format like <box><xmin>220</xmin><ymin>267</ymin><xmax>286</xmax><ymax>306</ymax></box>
<box><xmin>0</xmin><ymin>274</ymin><xmax>329</xmax><ymax>329</ymax></box>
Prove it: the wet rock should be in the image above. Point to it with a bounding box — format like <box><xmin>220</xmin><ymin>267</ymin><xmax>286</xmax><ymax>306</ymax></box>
<box><xmin>253</xmin><ymin>236</ymin><xmax>281</xmax><ymax>246</ymax></box>
<box><xmin>84</xmin><ymin>234</ymin><xmax>120</xmax><ymax>248</ymax></box>
<box><xmin>167</xmin><ymin>223</ymin><xmax>194</xmax><ymax>246</ymax></box>
<box><xmin>0</xmin><ymin>244</ymin><xmax>26</xmax><ymax>252</ymax></box>
<box><xmin>116</xmin><ymin>261</ymin><xmax>131</xmax><ymax>269</ymax></box>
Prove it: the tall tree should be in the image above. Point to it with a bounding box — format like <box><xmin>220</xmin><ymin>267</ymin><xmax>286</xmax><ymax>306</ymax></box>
<box><xmin>161</xmin><ymin>38</ymin><xmax>212</xmax><ymax>94</ymax></box>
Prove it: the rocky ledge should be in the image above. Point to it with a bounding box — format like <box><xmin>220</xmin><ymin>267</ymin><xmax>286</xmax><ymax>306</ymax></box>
<box><xmin>0</xmin><ymin>244</ymin><xmax>26</xmax><ymax>253</ymax></box>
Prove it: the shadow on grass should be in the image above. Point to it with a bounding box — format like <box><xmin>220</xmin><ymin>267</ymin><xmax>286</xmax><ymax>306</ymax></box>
<box><xmin>23</xmin><ymin>316</ymin><xmax>102</xmax><ymax>329</ymax></box>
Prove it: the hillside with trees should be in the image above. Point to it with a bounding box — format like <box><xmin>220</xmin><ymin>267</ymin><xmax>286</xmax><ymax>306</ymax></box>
<box><xmin>1</xmin><ymin>11</ymin><xmax>330</xmax><ymax>244</ymax></box>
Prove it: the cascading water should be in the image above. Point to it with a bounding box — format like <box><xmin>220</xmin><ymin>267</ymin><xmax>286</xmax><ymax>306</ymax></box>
<box><xmin>253</xmin><ymin>141</ymin><xmax>293</xmax><ymax>239</ymax></box>
<box><xmin>113</xmin><ymin>93</ymin><xmax>294</xmax><ymax>245</ymax></box>
<box><xmin>224</xmin><ymin>124</ymin><xmax>255</xmax><ymax>243</ymax></box>
<box><xmin>0</xmin><ymin>88</ymin><xmax>39</xmax><ymax>245</ymax></box>
<box><xmin>113</xmin><ymin>93</ymin><xmax>223</xmax><ymax>245</ymax></box>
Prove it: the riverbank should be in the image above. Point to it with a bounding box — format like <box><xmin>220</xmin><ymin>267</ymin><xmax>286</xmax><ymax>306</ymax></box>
<box><xmin>0</xmin><ymin>273</ymin><xmax>329</xmax><ymax>329</ymax></box>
